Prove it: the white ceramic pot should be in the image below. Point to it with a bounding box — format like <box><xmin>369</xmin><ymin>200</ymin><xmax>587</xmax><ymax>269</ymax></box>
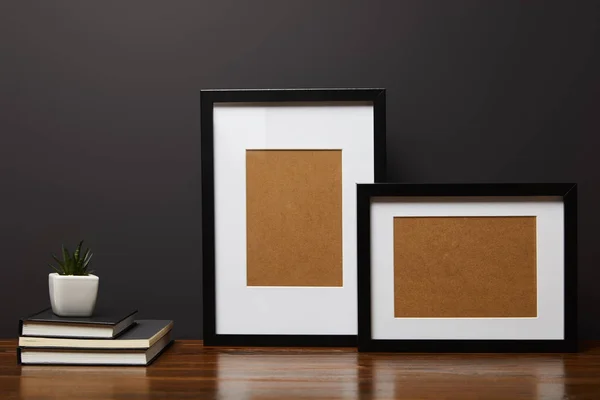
<box><xmin>49</xmin><ymin>273</ymin><xmax>99</xmax><ymax>317</ymax></box>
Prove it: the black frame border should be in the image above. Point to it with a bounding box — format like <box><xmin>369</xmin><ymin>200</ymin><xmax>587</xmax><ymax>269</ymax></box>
<box><xmin>357</xmin><ymin>183</ymin><xmax>578</xmax><ymax>353</ymax></box>
<box><xmin>201</xmin><ymin>88</ymin><xmax>387</xmax><ymax>346</ymax></box>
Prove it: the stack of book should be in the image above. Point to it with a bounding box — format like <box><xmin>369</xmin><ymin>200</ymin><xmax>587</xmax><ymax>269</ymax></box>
<box><xmin>17</xmin><ymin>308</ymin><xmax>173</xmax><ymax>366</ymax></box>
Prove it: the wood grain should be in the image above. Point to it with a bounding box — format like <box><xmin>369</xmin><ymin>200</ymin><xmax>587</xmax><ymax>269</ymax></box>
<box><xmin>1</xmin><ymin>340</ymin><xmax>600</xmax><ymax>399</ymax></box>
<box><xmin>394</xmin><ymin>216</ymin><xmax>537</xmax><ymax>318</ymax></box>
<box><xmin>246</xmin><ymin>150</ymin><xmax>343</xmax><ymax>287</ymax></box>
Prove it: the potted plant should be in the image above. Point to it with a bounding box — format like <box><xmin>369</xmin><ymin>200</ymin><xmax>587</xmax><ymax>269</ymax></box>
<box><xmin>48</xmin><ymin>241</ymin><xmax>98</xmax><ymax>317</ymax></box>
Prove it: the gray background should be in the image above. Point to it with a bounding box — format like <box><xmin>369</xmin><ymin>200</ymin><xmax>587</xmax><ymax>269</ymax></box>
<box><xmin>1</xmin><ymin>1</ymin><xmax>599</xmax><ymax>339</ymax></box>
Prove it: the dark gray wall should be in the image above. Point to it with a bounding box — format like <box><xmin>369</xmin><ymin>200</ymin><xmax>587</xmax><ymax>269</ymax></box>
<box><xmin>1</xmin><ymin>1</ymin><xmax>599</xmax><ymax>339</ymax></box>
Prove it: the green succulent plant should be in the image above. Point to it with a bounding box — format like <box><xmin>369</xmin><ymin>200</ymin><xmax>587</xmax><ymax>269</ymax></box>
<box><xmin>49</xmin><ymin>240</ymin><xmax>94</xmax><ymax>276</ymax></box>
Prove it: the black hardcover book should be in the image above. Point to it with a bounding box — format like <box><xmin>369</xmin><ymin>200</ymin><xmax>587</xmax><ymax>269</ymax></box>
<box><xmin>19</xmin><ymin>307</ymin><xmax>138</xmax><ymax>339</ymax></box>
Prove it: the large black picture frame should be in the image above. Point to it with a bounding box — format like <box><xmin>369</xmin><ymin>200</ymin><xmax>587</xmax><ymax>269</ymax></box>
<box><xmin>357</xmin><ymin>183</ymin><xmax>577</xmax><ymax>353</ymax></box>
<box><xmin>201</xmin><ymin>88</ymin><xmax>387</xmax><ymax>346</ymax></box>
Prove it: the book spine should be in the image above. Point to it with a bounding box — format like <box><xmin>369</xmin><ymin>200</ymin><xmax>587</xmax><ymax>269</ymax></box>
<box><xmin>146</xmin><ymin>340</ymin><xmax>175</xmax><ymax>366</ymax></box>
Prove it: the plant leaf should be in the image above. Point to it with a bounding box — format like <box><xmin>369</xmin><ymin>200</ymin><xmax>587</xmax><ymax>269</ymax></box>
<box><xmin>51</xmin><ymin>253</ymin><xmax>64</xmax><ymax>268</ymax></box>
<box><xmin>62</xmin><ymin>245</ymin><xmax>70</xmax><ymax>267</ymax></box>
<box><xmin>80</xmin><ymin>248</ymin><xmax>90</xmax><ymax>269</ymax></box>
<box><xmin>73</xmin><ymin>240</ymin><xmax>83</xmax><ymax>263</ymax></box>
<box><xmin>48</xmin><ymin>263</ymin><xmax>62</xmax><ymax>275</ymax></box>
<box><xmin>83</xmin><ymin>252</ymin><xmax>93</xmax><ymax>268</ymax></box>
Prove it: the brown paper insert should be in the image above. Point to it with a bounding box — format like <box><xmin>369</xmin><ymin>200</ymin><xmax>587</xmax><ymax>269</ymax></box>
<box><xmin>393</xmin><ymin>216</ymin><xmax>537</xmax><ymax>317</ymax></box>
<box><xmin>246</xmin><ymin>150</ymin><xmax>343</xmax><ymax>287</ymax></box>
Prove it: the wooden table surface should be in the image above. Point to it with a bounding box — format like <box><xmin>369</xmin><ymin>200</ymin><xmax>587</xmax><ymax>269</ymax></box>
<box><xmin>2</xmin><ymin>340</ymin><xmax>600</xmax><ymax>399</ymax></box>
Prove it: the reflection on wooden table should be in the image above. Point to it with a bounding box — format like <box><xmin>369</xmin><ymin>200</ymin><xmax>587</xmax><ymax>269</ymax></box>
<box><xmin>1</xmin><ymin>341</ymin><xmax>598</xmax><ymax>399</ymax></box>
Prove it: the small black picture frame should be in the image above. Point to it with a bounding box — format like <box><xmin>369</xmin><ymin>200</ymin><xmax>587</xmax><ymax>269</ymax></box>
<box><xmin>357</xmin><ymin>183</ymin><xmax>577</xmax><ymax>353</ymax></box>
<box><xmin>201</xmin><ymin>88</ymin><xmax>386</xmax><ymax>346</ymax></box>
